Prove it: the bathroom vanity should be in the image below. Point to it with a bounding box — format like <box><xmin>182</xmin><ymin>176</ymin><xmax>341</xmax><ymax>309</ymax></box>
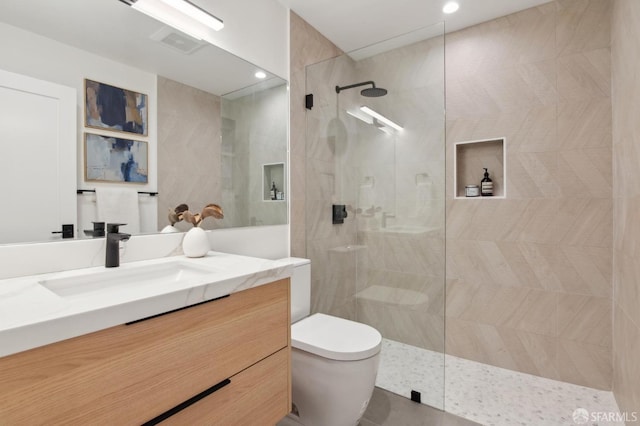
<box><xmin>0</xmin><ymin>253</ymin><xmax>292</xmax><ymax>424</ymax></box>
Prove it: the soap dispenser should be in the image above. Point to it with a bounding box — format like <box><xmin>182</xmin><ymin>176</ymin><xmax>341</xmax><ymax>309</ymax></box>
<box><xmin>481</xmin><ymin>168</ymin><xmax>493</xmax><ymax>196</ymax></box>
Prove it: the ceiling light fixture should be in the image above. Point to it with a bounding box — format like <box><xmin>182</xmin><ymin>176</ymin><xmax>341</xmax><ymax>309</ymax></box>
<box><xmin>123</xmin><ymin>0</ymin><xmax>224</xmax><ymax>41</ymax></box>
<box><xmin>347</xmin><ymin>110</ymin><xmax>396</xmax><ymax>134</ymax></box>
<box><xmin>346</xmin><ymin>109</ymin><xmax>373</xmax><ymax>125</ymax></box>
<box><xmin>255</xmin><ymin>71</ymin><xmax>267</xmax><ymax>79</ymax></box>
<box><xmin>359</xmin><ymin>106</ymin><xmax>403</xmax><ymax>131</ymax></box>
<box><xmin>442</xmin><ymin>1</ymin><xmax>460</xmax><ymax>14</ymax></box>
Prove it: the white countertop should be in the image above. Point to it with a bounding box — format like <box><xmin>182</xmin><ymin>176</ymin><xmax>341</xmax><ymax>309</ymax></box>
<box><xmin>0</xmin><ymin>252</ymin><xmax>292</xmax><ymax>358</ymax></box>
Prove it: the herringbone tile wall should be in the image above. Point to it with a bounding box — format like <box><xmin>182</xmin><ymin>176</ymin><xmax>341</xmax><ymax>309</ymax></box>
<box><xmin>157</xmin><ymin>76</ymin><xmax>222</xmax><ymax>231</ymax></box>
<box><xmin>611</xmin><ymin>0</ymin><xmax>640</xmax><ymax>416</ymax></box>
<box><xmin>445</xmin><ymin>0</ymin><xmax>613</xmax><ymax>390</ymax></box>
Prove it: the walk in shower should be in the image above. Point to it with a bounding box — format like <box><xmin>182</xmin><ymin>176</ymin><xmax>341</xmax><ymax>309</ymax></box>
<box><xmin>302</xmin><ymin>3</ymin><xmax>630</xmax><ymax>424</ymax></box>
<box><xmin>304</xmin><ymin>23</ymin><xmax>446</xmax><ymax>409</ymax></box>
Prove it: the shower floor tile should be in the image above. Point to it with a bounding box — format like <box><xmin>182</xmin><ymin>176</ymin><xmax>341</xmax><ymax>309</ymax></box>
<box><xmin>377</xmin><ymin>338</ymin><xmax>625</xmax><ymax>426</ymax></box>
<box><xmin>376</xmin><ymin>339</ymin><xmax>446</xmax><ymax>409</ymax></box>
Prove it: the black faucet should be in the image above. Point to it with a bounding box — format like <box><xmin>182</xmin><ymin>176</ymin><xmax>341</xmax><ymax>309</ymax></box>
<box><xmin>105</xmin><ymin>223</ymin><xmax>131</xmax><ymax>268</ymax></box>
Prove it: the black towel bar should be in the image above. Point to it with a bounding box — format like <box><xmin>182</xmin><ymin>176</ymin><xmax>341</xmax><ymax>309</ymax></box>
<box><xmin>76</xmin><ymin>189</ymin><xmax>158</xmax><ymax>196</ymax></box>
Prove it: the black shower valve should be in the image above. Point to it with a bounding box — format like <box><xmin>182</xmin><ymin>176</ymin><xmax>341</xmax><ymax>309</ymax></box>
<box><xmin>332</xmin><ymin>204</ymin><xmax>348</xmax><ymax>224</ymax></box>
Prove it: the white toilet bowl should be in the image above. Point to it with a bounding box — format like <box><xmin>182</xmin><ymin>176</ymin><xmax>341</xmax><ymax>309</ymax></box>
<box><xmin>279</xmin><ymin>258</ymin><xmax>382</xmax><ymax>426</ymax></box>
<box><xmin>291</xmin><ymin>313</ymin><xmax>381</xmax><ymax>426</ymax></box>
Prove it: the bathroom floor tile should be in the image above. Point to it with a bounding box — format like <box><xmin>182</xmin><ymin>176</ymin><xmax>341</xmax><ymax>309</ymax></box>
<box><xmin>376</xmin><ymin>338</ymin><xmax>446</xmax><ymax>409</ymax></box>
<box><xmin>361</xmin><ymin>387</ymin><xmax>480</xmax><ymax>426</ymax></box>
<box><xmin>378</xmin><ymin>338</ymin><xmax>624</xmax><ymax>426</ymax></box>
<box><xmin>281</xmin><ymin>339</ymin><xmax>623</xmax><ymax>426</ymax></box>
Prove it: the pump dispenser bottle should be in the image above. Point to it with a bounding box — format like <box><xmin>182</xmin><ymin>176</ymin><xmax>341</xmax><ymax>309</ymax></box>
<box><xmin>481</xmin><ymin>168</ymin><xmax>493</xmax><ymax>196</ymax></box>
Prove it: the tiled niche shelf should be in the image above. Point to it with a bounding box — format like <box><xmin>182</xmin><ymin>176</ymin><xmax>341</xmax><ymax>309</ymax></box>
<box><xmin>454</xmin><ymin>138</ymin><xmax>506</xmax><ymax>199</ymax></box>
<box><xmin>263</xmin><ymin>162</ymin><xmax>285</xmax><ymax>202</ymax></box>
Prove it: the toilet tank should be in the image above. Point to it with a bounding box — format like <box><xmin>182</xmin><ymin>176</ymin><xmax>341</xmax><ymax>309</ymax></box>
<box><xmin>278</xmin><ymin>257</ymin><xmax>311</xmax><ymax>323</ymax></box>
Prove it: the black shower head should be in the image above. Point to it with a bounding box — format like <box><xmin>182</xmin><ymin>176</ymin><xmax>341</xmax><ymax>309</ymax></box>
<box><xmin>361</xmin><ymin>86</ymin><xmax>388</xmax><ymax>97</ymax></box>
<box><xmin>335</xmin><ymin>81</ymin><xmax>388</xmax><ymax>97</ymax></box>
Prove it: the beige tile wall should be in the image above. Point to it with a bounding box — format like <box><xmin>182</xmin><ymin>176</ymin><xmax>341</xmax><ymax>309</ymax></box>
<box><xmin>304</xmin><ymin>52</ymin><xmax>360</xmax><ymax>319</ymax></box>
<box><xmin>221</xmin><ymin>85</ymin><xmax>288</xmax><ymax>227</ymax></box>
<box><xmin>157</xmin><ymin>76</ymin><xmax>221</xmax><ymax>231</ymax></box>
<box><xmin>291</xmin><ymin>0</ymin><xmax>622</xmax><ymax>393</ymax></box>
<box><xmin>158</xmin><ymin>77</ymin><xmax>286</xmax><ymax>231</ymax></box>
<box><xmin>445</xmin><ymin>0</ymin><xmax>613</xmax><ymax>390</ymax></box>
<box><xmin>298</xmin><ymin>26</ymin><xmax>447</xmax><ymax>348</ymax></box>
<box><xmin>350</xmin><ymin>35</ymin><xmax>446</xmax><ymax>352</ymax></box>
<box><xmin>611</xmin><ymin>0</ymin><xmax>640</xmax><ymax>415</ymax></box>
<box><xmin>289</xmin><ymin>12</ymin><xmax>342</xmax><ymax>258</ymax></box>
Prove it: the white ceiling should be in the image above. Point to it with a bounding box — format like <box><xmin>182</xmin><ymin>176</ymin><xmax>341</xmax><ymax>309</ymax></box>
<box><xmin>0</xmin><ymin>0</ymin><xmax>554</xmax><ymax>94</ymax></box>
<box><xmin>280</xmin><ymin>0</ymin><xmax>553</xmax><ymax>53</ymax></box>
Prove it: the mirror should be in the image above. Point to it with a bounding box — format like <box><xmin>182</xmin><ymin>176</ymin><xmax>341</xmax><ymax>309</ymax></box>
<box><xmin>0</xmin><ymin>0</ymin><xmax>288</xmax><ymax>245</ymax></box>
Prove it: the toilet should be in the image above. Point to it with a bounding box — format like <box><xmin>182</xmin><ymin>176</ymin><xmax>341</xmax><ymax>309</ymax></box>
<box><xmin>279</xmin><ymin>257</ymin><xmax>382</xmax><ymax>426</ymax></box>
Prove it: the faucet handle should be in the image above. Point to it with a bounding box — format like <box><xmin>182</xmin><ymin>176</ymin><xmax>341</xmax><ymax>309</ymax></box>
<box><xmin>51</xmin><ymin>224</ymin><xmax>74</xmax><ymax>239</ymax></box>
<box><xmin>106</xmin><ymin>223</ymin><xmax>127</xmax><ymax>233</ymax></box>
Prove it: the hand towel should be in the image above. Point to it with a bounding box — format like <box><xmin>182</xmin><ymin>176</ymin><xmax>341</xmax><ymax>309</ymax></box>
<box><xmin>96</xmin><ymin>187</ymin><xmax>140</xmax><ymax>234</ymax></box>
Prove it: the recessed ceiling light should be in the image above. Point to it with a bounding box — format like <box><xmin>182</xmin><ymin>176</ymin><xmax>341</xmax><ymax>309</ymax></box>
<box><xmin>255</xmin><ymin>71</ymin><xmax>267</xmax><ymax>79</ymax></box>
<box><xmin>443</xmin><ymin>1</ymin><xmax>460</xmax><ymax>14</ymax></box>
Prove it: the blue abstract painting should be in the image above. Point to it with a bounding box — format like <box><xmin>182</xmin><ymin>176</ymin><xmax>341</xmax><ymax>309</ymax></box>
<box><xmin>85</xmin><ymin>79</ymin><xmax>147</xmax><ymax>135</ymax></box>
<box><xmin>85</xmin><ymin>133</ymin><xmax>148</xmax><ymax>183</ymax></box>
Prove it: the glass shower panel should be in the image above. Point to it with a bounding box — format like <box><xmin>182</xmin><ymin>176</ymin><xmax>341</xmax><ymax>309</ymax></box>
<box><xmin>305</xmin><ymin>22</ymin><xmax>446</xmax><ymax>409</ymax></box>
<box><xmin>220</xmin><ymin>81</ymin><xmax>289</xmax><ymax>228</ymax></box>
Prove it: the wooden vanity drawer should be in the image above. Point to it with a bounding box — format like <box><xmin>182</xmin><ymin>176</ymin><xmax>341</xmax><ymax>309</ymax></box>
<box><xmin>0</xmin><ymin>278</ymin><xmax>290</xmax><ymax>425</ymax></box>
<box><xmin>161</xmin><ymin>347</ymin><xmax>290</xmax><ymax>426</ymax></box>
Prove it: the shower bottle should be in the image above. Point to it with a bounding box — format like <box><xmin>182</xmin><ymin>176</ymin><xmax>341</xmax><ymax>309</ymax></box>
<box><xmin>481</xmin><ymin>168</ymin><xmax>493</xmax><ymax>196</ymax></box>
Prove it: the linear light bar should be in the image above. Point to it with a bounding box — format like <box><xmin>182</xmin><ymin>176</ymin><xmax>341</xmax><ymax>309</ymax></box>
<box><xmin>347</xmin><ymin>110</ymin><xmax>396</xmax><ymax>135</ymax></box>
<box><xmin>160</xmin><ymin>0</ymin><xmax>223</xmax><ymax>30</ymax></box>
<box><xmin>359</xmin><ymin>106</ymin><xmax>403</xmax><ymax>131</ymax></box>
<box><xmin>346</xmin><ymin>109</ymin><xmax>373</xmax><ymax>125</ymax></box>
<box><xmin>129</xmin><ymin>0</ymin><xmax>223</xmax><ymax>41</ymax></box>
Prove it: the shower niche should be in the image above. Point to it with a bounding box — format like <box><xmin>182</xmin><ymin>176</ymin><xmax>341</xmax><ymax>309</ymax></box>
<box><xmin>454</xmin><ymin>138</ymin><xmax>506</xmax><ymax>198</ymax></box>
<box><xmin>263</xmin><ymin>162</ymin><xmax>285</xmax><ymax>201</ymax></box>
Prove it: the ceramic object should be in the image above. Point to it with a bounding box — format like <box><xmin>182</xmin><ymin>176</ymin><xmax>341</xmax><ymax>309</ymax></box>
<box><xmin>160</xmin><ymin>225</ymin><xmax>180</xmax><ymax>233</ymax></box>
<box><xmin>182</xmin><ymin>227</ymin><xmax>210</xmax><ymax>257</ymax></box>
<box><xmin>285</xmin><ymin>258</ymin><xmax>382</xmax><ymax>426</ymax></box>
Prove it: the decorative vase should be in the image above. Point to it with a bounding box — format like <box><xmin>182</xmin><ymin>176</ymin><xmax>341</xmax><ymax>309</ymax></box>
<box><xmin>182</xmin><ymin>227</ymin><xmax>210</xmax><ymax>258</ymax></box>
<box><xmin>160</xmin><ymin>225</ymin><xmax>180</xmax><ymax>233</ymax></box>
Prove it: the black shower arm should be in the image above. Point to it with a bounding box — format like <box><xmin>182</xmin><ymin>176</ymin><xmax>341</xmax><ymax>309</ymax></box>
<box><xmin>335</xmin><ymin>81</ymin><xmax>376</xmax><ymax>94</ymax></box>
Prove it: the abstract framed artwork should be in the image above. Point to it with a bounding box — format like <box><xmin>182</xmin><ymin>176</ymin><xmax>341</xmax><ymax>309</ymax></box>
<box><xmin>85</xmin><ymin>79</ymin><xmax>148</xmax><ymax>136</ymax></box>
<box><xmin>84</xmin><ymin>133</ymin><xmax>149</xmax><ymax>183</ymax></box>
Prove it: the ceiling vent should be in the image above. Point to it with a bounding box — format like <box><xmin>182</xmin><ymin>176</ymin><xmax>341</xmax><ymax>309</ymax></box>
<box><xmin>149</xmin><ymin>27</ymin><xmax>205</xmax><ymax>54</ymax></box>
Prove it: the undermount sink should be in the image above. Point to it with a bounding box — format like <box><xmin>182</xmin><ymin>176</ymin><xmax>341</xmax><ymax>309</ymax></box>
<box><xmin>39</xmin><ymin>261</ymin><xmax>216</xmax><ymax>298</ymax></box>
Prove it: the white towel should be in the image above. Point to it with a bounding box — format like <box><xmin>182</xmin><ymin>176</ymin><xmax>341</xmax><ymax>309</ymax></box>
<box><xmin>96</xmin><ymin>187</ymin><xmax>140</xmax><ymax>234</ymax></box>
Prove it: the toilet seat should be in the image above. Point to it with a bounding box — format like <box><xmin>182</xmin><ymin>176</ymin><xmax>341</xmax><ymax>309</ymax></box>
<box><xmin>292</xmin><ymin>313</ymin><xmax>382</xmax><ymax>361</ymax></box>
